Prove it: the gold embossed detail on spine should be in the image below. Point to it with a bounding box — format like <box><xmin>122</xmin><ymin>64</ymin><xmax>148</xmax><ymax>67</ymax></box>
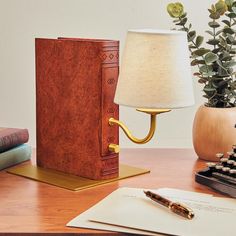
<box><xmin>100</xmin><ymin>41</ymin><xmax>119</xmax><ymax>178</ymax></box>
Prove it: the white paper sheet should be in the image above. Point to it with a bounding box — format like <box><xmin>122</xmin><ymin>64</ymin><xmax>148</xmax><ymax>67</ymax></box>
<box><xmin>67</xmin><ymin>188</ymin><xmax>213</xmax><ymax>235</ymax></box>
<box><xmin>88</xmin><ymin>188</ymin><xmax>236</xmax><ymax>236</ymax></box>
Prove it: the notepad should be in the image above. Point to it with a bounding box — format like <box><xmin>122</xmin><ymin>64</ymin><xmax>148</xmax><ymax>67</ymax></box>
<box><xmin>68</xmin><ymin>188</ymin><xmax>236</xmax><ymax>235</ymax></box>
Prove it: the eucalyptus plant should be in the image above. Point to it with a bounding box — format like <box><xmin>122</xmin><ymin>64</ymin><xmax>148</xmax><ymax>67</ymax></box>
<box><xmin>167</xmin><ymin>0</ymin><xmax>236</xmax><ymax>107</ymax></box>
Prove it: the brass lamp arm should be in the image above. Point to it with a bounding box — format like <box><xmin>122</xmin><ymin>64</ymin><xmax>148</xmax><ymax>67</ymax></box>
<box><xmin>109</xmin><ymin>115</ymin><xmax>156</xmax><ymax>144</ymax></box>
<box><xmin>109</xmin><ymin>109</ymin><xmax>171</xmax><ymax>144</ymax></box>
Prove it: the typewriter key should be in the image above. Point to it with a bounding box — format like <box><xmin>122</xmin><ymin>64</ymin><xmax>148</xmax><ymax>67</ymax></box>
<box><xmin>233</xmin><ymin>162</ymin><xmax>236</xmax><ymax>169</ymax></box>
<box><xmin>226</xmin><ymin>160</ymin><xmax>235</xmax><ymax>168</ymax></box>
<box><xmin>222</xmin><ymin>167</ymin><xmax>230</xmax><ymax>175</ymax></box>
<box><xmin>216</xmin><ymin>153</ymin><xmax>224</xmax><ymax>160</ymax></box>
<box><xmin>206</xmin><ymin>162</ymin><xmax>216</xmax><ymax>173</ymax></box>
<box><xmin>232</xmin><ymin>144</ymin><xmax>236</xmax><ymax>153</ymax></box>
<box><xmin>220</xmin><ymin>158</ymin><xmax>229</xmax><ymax>166</ymax></box>
<box><xmin>215</xmin><ymin>165</ymin><xmax>223</xmax><ymax>173</ymax></box>
<box><xmin>233</xmin><ymin>153</ymin><xmax>236</xmax><ymax>161</ymax></box>
<box><xmin>227</xmin><ymin>151</ymin><xmax>235</xmax><ymax>160</ymax></box>
<box><xmin>229</xmin><ymin>169</ymin><xmax>236</xmax><ymax>178</ymax></box>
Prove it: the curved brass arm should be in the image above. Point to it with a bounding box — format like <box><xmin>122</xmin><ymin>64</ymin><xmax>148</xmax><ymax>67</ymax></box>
<box><xmin>109</xmin><ymin>109</ymin><xmax>171</xmax><ymax>144</ymax></box>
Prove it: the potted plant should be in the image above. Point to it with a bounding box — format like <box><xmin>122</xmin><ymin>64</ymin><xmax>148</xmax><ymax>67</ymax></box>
<box><xmin>167</xmin><ymin>0</ymin><xmax>236</xmax><ymax>161</ymax></box>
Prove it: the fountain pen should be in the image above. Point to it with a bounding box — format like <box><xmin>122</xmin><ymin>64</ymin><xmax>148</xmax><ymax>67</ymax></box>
<box><xmin>144</xmin><ymin>190</ymin><xmax>194</xmax><ymax>219</ymax></box>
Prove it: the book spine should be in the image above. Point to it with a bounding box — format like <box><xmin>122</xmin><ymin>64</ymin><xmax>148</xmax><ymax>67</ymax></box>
<box><xmin>100</xmin><ymin>41</ymin><xmax>119</xmax><ymax>178</ymax></box>
<box><xmin>0</xmin><ymin>144</ymin><xmax>31</xmax><ymax>170</ymax></box>
<box><xmin>0</xmin><ymin>129</ymin><xmax>29</xmax><ymax>153</ymax></box>
<box><xmin>101</xmin><ymin>156</ymin><xmax>119</xmax><ymax>176</ymax></box>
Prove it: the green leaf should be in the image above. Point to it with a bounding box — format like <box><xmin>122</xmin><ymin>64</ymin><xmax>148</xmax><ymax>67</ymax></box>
<box><xmin>221</xmin><ymin>51</ymin><xmax>232</xmax><ymax>61</ymax></box>
<box><xmin>179</xmin><ymin>27</ymin><xmax>187</xmax><ymax>32</ymax></box>
<box><xmin>224</xmin><ymin>60</ymin><xmax>236</xmax><ymax>67</ymax></box>
<box><xmin>230</xmin><ymin>81</ymin><xmax>236</xmax><ymax>89</ymax></box>
<box><xmin>208</xmin><ymin>8</ymin><xmax>214</xmax><ymax>14</ymax></box>
<box><xmin>188</xmin><ymin>30</ymin><xmax>196</xmax><ymax>42</ymax></box>
<box><xmin>203</xmin><ymin>86</ymin><xmax>216</xmax><ymax>96</ymax></box>
<box><xmin>205</xmin><ymin>52</ymin><xmax>218</xmax><ymax>65</ymax></box>
<box><xmin>203</xmin><ymin>87</ymin><xmax>216</xmax><ymax>92</ymax></box>
<box><xmin>226</xmin><ymin>0</ymin><xmax>234</xmax><ymax>8</ymax></box>
<box><xmin>222</xmin><ymin>20</ymin><xmax>231</xmax><ymax>27</ymax></box>
<box><xmin>203</xmin><ymin>94</ymin><xmax>210</xmax><ymax>99</ymax></box>
<box><xmin>215</xmin><ymin>0</ymin><xmax>228</xmax><ymax>15</ymax></box>
<box><xmin>191</xmin><ymin>59</ymin><xmax>205</xmax><ymax>66</ymax></box>
<box><xmin>167</xmin><ymin>3</ymin><xmax>184</xmax><ymax>18</ymax></box>
<box><xmin>193</xmin><ymin>72</ymin><xmax>201</xmax><ymax>76</ymax></box>
<box><xmin>206</xmin><ymin>39</ymin><xmax>220</xmax><ymax>45</ymax></box>
<box><xmin>211</xmin><ymin>4</ymin><xmax>216</xmax><ymax>12</ymax></box>
<box><xmin>223</xmin><ymin>27</ymin><xmax>235</xmax><ymax>34</ymax></box>
<box><xmin>229</xmin><ymin>49</ymin><xmax>236</xmax><ymax>54</ymax></box>
<box><xmin>199</xmin><ymin>64</ymin><xmax>213</xmax><ymax>73</ymax></box>
<box><xmin>209</xmin><ymin>12</ymin><xmax>221</xmax><ymax>19</ymax></box>
<box><xmin>195</xmin><ymin>36</ymin><xmax>204</xmax><ymax>47</ymax></box>
<box><xmin>208</xmin><ymin>21</ymin><xmax>220</xmax><ymax>28</ymax></box>
<box><xmin>216</xmin><ymin>61</ymin><xmax>230</xmax><ymax>76</ymax></box>
<box><xmin>219</xmin><ymin>36</ymin><xmax>228</xmax><ymax>48</ymax></box>
<box><xmin>212</xmin><ymin>48</ymin><xmax>221</xmax><ymax>54</ymax></box>
<box><xmin>191</xmin><ymin>60</ymin><xmax>198</xmax><ymax>66</ymax></box>
<box><xmin>192</xmin><ymin>48</ymin><xmax>210</xmax><ymax>57</ymax></box>
<box><xmin>176</xmin><ymin>17</ymin><xmax>187</xmax><ymax>26</ymax></box>
<box><xmin>218</xmin><ymin>80</ymin><xmax>230</xmax><ymax>88</ymax></box>
<box><xmin>203</xmin><ymin>71</ymin><xmax>217</xmax><ymax>76</ymax></box>
<box><xmin>227</xmin><ymin>12</ymin><xmax>236</xmax><ymax>18</ymax></box>
<box><xmin>189</xmin><ymin>45</ymin><xmax>197</xmax><ymax>49</ymax></box>
<box><xmin>198</xmin><ymin>78</ymin><xmax>207</xmax><ymax>84</ymax></box>
<box><xmin>215</xmin><ymin>29</ymin><xmax>223</xmax><ymax>36</ymax></box>
<box><xmin>205</xmin><ymin>30</ymin><xmax>214</xmax><ymax>36</ymax></box>
<box><xmin>228</xmin><ymin>68</ymin><xmax>234</xmax><ymax>73</ymax></box>
<box><xmin>212</xmin><ymin>81</ymin><xmax>219</xmax><ymax>88</ymax></box>
<box><xmin>226</xmin><ymin>37</ymin><xmax>236</xmax><ymax>45</ymax></box>
<box><xmin>232</xmin><ymin>6</ymin><xmax>236</xmax><ymax>13</ymax></box>
<box><xmin>227</xmin><ymin>34</ymin><xmax>235</xmax><ymax>43</ymax></box>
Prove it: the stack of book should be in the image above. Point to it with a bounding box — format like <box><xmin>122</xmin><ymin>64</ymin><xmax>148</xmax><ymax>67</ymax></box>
<box><xmin>0</xmin><ymin>127</ymin><xmax>31</xmax><ymax>170</ymax></box>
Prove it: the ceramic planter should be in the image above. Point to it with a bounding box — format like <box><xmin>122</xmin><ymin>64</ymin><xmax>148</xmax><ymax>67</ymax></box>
<box><xmin>192</xmin><ymin>105</ymin><xmax>236</xmax><ymax>161</ymax></box>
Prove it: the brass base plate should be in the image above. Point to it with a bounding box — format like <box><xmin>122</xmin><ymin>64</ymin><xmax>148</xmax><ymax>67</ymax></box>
<box><xmin>7</xmin><ymin>164</ymin><xmax>150</xmax><ymax>191</ymax></box>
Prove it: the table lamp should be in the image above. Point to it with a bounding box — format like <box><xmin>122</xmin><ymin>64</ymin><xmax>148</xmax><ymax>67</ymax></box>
<box><xmin>8</xmin><ymin>30</ymin><xmax>195</xmax><ymax>191</ymax></box>
<box><xmin>109</xmin><ymin>29</ymin><xmax>194</xmax><ymax>148</ymax></box>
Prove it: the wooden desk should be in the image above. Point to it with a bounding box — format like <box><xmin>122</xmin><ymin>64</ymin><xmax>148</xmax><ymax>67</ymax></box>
<box><xmin>0</xmin><ymin>148</ymin><xmax>223</xmax><ymax>234</ymax></box>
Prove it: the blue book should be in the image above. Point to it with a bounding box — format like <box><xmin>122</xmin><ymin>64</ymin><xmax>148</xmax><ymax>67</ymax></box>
<box><xmin>0</xmin><ymin>144</ymin><xmax>31</xmax><ymax>170</ymax></box>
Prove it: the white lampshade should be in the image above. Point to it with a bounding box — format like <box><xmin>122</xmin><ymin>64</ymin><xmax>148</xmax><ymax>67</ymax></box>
<box><xmin>114</xmin><ymin>29</ymin><xmax>195</xmax><ymax>109</ymax></box>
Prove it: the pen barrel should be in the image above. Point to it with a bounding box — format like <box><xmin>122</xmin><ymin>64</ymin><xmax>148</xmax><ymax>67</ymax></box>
<box><xmin>169</xmin><ymin>202</ymin><xmax>194</xmax><ymax>219</ymax></box>
<box><xmin>145</xmin><ymin>191</ymin><xmax>170</xmax><ymax>207</ymax></box>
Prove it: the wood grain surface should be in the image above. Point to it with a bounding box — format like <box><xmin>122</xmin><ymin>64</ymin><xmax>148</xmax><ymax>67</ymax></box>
<box><xmin>0</xmin><ymin>148</ymin><xmax>224</xmax><ymax>235</ymax></box>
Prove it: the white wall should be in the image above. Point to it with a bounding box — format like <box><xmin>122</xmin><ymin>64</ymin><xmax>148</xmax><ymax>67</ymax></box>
<box><xmin>0</xmin><ymin>0</ymin><xmax>213</xmax><ymax>148</ymax></box>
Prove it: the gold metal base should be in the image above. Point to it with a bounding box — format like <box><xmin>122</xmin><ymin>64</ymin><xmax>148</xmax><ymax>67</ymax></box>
<box><xmin>7</xmin><ymin>164</ymin><xmax>150</xmax><ymax>191</ymax></box>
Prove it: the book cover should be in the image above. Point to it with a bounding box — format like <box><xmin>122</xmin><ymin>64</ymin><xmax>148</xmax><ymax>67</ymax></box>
<box><xmin>0</xmin><ymin>144</ymin><xmax>31</xmax><ymax>170</ymax></box>
<box><xmin>36</xmin><ymin>38</ymin><xmax>119</xmax><ymax>180</ymax></box>
<box><xmin>0</xmin><ymin>127</ymin><xmax>29</xmax><ymax>153</ymax></box>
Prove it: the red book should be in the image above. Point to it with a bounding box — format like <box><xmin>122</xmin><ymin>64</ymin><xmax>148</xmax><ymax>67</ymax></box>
<box><xmin>35</xmin><ymin>38</ymin><xmax>119</xmax><ymax>180</ymax></box>
<box><xmin>0</xmin><ymin>128</ymin><xmax>29</xmax><ymax>153</ymax></box>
